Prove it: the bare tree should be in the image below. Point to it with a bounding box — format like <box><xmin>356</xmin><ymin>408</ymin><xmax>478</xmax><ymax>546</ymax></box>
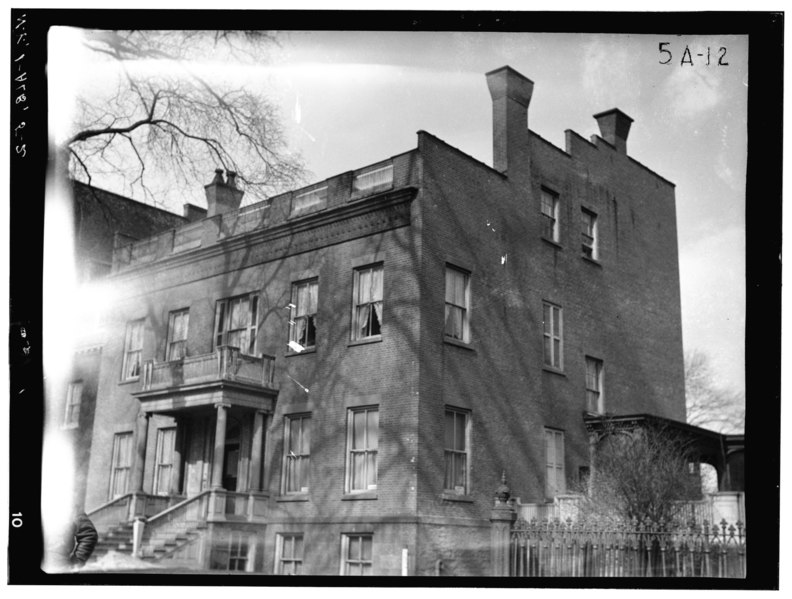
<box><xmin>64</xmin><ymin>29</ymin><xmax>305</xmax><ymax>208</ymax></box>
<box><xmin>575</xmin><ymin>422</ymin><xmax>702</xmax><ymax>524</ymax></box>
<box><xmin>685</xmin><ymin>350</ymin><xmax>745</xmax><ymax>434</ymax></box>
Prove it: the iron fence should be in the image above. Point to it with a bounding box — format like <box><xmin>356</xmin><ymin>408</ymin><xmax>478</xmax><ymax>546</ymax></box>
<box><xmin>510</xmin><ymin>517</ymin><xmax>745</xmax><ymax>578</ymax></box>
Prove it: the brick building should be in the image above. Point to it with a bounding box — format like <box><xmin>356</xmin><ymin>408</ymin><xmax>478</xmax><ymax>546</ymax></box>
<box><xmin>74</xmin><ymin>65</ymin><xmax>700</xmax><ymax>575</ymax></box>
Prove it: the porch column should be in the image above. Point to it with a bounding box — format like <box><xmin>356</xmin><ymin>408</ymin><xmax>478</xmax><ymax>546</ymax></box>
<box><xmin>248</xmin><ymin>411</ymin><xmax>267</xmax><ymax>492</ymax></box>
<box><xmin>133</xmin><ymin>412</ymin><xmax>151</xmax><ymax>493</ymax></box>
<box><xmin>211</xmin><ymin>403</ymin><xmax>230</xmax><ymax>489</ymax></box>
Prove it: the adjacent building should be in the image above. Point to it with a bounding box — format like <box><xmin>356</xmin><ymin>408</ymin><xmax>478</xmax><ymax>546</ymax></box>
<box><xmin>68</xmin><ymin>66</ymin><xmax>712</xmax><ymax>575</ymax></box>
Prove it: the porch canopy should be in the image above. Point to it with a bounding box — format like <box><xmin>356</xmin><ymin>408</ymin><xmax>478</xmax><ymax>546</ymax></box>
<box><xmin>582</xmin><ymin>413</ymin><xmax>744</xmax><ymax>492</ymax></box>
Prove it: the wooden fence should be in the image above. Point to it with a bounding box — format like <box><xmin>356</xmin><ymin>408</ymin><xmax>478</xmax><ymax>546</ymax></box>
<box><xmin>509</xmin><ymin>518</ymin><xmax>745</xmax><ymax>578</ymax></box>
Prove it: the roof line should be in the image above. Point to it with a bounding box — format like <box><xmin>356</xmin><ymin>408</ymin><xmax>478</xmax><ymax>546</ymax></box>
<box><xmin>71</xmin><ymin>179</ymin><xmax>187</xmax><ymax>220</ymax></box>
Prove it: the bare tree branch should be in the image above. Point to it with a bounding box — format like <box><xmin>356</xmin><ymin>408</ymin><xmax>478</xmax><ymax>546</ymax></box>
<box><xmin>65</xmin><ymin>29</ymin><xmax>305</xmax><ymax>209</ymax></box>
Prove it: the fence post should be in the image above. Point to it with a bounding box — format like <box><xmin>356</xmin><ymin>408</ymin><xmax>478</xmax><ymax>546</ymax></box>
<box><xmin>490</xmin><ymin>471</ymin><xmax>517</xmax><ymax>576</ymax></box>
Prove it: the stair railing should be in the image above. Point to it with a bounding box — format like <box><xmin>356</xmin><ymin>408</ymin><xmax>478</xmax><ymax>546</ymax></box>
<box><xmin>138</xmin><ymin>490</ymin><xmax>211</xmax><ymax>557</ymax></box>
<box><xmin>86</xmin><ymin>493</ymin><xmax>134</xmax><ymax>533</ymax></box>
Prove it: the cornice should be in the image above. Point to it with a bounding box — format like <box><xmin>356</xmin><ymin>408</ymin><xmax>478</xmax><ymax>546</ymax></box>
<box><xmin>111</xmin><ymin>186</ymin><xmax>417</xmax><ymax>287</ymax></box>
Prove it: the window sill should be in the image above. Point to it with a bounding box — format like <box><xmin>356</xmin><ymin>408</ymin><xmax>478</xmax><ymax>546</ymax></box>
<box><xmin>442</xmin><ymin>492</ymin><xmax>474</xmax><ymax>503</ymax></box>
<box><xmin>342</xmin><ymin>492</ymin><xmax>378</xmax><ymax>501</ymax></box>
<box><xmin>285</xmin><ymin>347</ymin><xmax>316</xmax><ymax>357</ymax></box>
<box><xmin>348</xmin><ymin>336</ymin><xmax>382</xmax><ymax>348</ymax></box>
<box><xmin>581</xmin><ymin>255</ymin><xmax>602</xmax><ymax>267</ymax></box>
<box><xmin>276</xmin><ymin>494</ymin><xmax>309</xmax><ymax>502</ymax></box>
<box><xmin>443</xmin><ymin>337</ymin><xmax>475</xmax><ymax>351</ymax></box>
<box><xmin>541</xmin><ymin>237</ymin><xmax>563</xmax><ymax>249</ymax></box>
<box><xmin>118</xmin><ymin>377</ymin><xmax>140</xmax><ymax>386</ymax></box>
<box><xmin>542</xmin><ymin>366</ymin><xmax>567</xmax><ymax>377</ymax></box>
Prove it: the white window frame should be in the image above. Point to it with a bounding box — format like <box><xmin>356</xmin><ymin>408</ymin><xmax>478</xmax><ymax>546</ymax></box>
<box><xmin>346</xmin><ymin>406</ymin><xmax>379</xmax><ymax>493</ymax></box>
<box><xmin>121</xmin><ymin>319</ymin><xmax>144</xmax><ymax>381</ymax></box>
<box><xmin>275</xmin><ymin>533</ymin><xmax>304</xmax><ymax>575</ymax></box>
<box><xmin>227</xmin><ymin>531</ymin><xmax>249</xmax><ymax>572</ymax></box>
<box><xmin>541</xmin><ymin>188</ymin><xmax>560</xmax><ymax>242</ymax></box>
<box><xmin>444</xmin><ymin>265</ymin><xmax>471</xmax><ymax>343</ymax></box>
<box><xmin>444</xmin><ymin>407</ymin><xmax>470</xmax><ymax>495</ymax></box>
<box><xmin>585</xmin><ymin>356</ymin><xmax>605</xmax><ymax>414</ymax></box>
<box><xmin>283</xmin><ymin>414</ymin><xmax>311</xmax><ymax>494</ymax></box>
<box><xmin>581</xmin><ymin>207</ymin><xmax>598</xmax><ymax>260</ymax></box>
<box><xmin>545</xmin><ymin>428</ymin><xmax>566</xmax><ymax>500</ymax></box>
<box><xmin>542</xmin><ymin>302</ymin><xmax>563</xmax><ymax>370</ymax></box>
<box><xmin>214</xmin><ymin>293</ymin><xmax>258</xmax><ymax>355</ymax></box>
<box><xmin>63</xmin><ymin>380</ymin><xmax>83</xmax><ymax>429</ymax></box>
<box><xmin>351</xmin><ymin>264</ymin><xmax>383</xmax><ymax>341</ymax></box>
<box><xmin>288</xmin><ymin>279</ymin><xmax>318</xmax><ymax>352</ymax></box>
<box><xmin>340</xmin><ymin>533</ymin><xmax>373</xmax><ymax>575</ymax></box>
<box><xmin>153</xmin><ymin>427</ymin><xmax>177</xmax><ymax>496</ymax></box>
<box><xmin>166</xmin><ymin>308</ymin><xmax>190</xmax><ymax>361</ymax></box>
<box><xmin>109</xmin><ymin>431</ymin><xmax>133</xmax><ymax>499</ymax></box>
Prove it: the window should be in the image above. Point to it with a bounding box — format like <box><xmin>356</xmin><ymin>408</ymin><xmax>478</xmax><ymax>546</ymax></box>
<box><xmin>341</xmin><ymin>534</ymin><xmax>373</xmax><ymax>575</ymax></box>
<box><xmin>352</xmin><ymin>264</ymin><xmax>383</xmax><ymax>341</ymax></box>
<box><xmin>283</xmin><ymin>415</ymin><xmax>311</xmax><ymax>494</ymax></box>
<box><xmin>214</xmin><ymin>294</ymin><xmax>258</xmax><ymax>355</ymax></box>
<box><xmin>541</xmin><ymin>188</ymin><xmax>560</xmax><ymax>242</ymax></box>
<box><xmin>289</xmin><ymin>280</ymin><xmax>318</xmax><ymax>352</ymax></box>
<box><xmin>276</xmin><ymin>534</ymin><xmax>304</xmax><ymax>575</ymax></box>
<box><xmin>228</xmin><ymin>532</ymin><xmax>248</xmax><ymax>571</ymax></box>
<box><xmin>109</xmin><ymin>432</ymin><xmax>133</xmax><ymax>499</ymax></box>
<box><xmin>585</xmin><ymin>357</ymin><xmax>604</xmax><ymax>414</ymax></box>
<box><xmin>542</xmin><ymin>302</ymin><xmax>563</xmax><ymax>370</ymax></box>
<box><xmin>444</xmin><ymin>266</ymin><xmax>471</xmax><ymax>343</ymax></box>
<box><xmin>166</xmin><ymin>309</ymin><xmax>190</xmax><ymax>361</ymax></box>
<box><xmin>444</xmin><ymin>407</ymin><xmax>470</xmax><ymax>494</ymax></box>
<box><xmin>581</xmin><ymin>208</ymin><xmax>598</xmax><ymax>259</ymax></box>
<box><xmin>347</xmin><ymin>407</ymin><xmax>379</xmax><ymax>492</ymax></box>
<box><xmin>291</xmin><ymin>186</ymin><xmax>327</xmax><ymax>216</ymax></box>
<box><xmin>545</xmin><ymin>429</ymin><xmax>566</xmax><ymax>500</ymax></box>
<box><xmin>211</xmin><ymin>531</ymin><xmax>249</xmax><ymax>571</ymax></box>
<box><xmin>121</xmin><ymin>319</ymin><xmax>144</xmax><ymax>380</ymax></box>
<box><xmin>63</xmin><ymin>380</ymin><xmax>83</xmax><ymax>428</ymax></box>
<box><xmin>153</xmin><ymin>427</ymin><xmax>177</xmax><ymax>495</ymax></box>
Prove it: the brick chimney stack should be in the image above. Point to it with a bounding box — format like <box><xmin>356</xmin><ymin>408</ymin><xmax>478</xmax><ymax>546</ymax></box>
<box><xmin>486</xmin><ymin>66</ymin><xmax>534</xmax><ymax>176</ymax></box>
<box><xmin>204</xmin><ymin>169</ymin><xmax>244</xmax><ymax>217</ymax></box>
<box><xmin>593</xmin><ymin>109</ymin><xmax>633</xmax><ymax>154</ymax></box>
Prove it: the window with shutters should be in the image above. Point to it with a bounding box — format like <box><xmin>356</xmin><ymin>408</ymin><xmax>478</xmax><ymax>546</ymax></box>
<box><xmin>545</xmin><ymin>428</ymin><xmax>566</xmax><ymax>500</ymax></box>
<box><xmin>542</xmin><ymin>302</ymin><xmax>563</xmax><ymax>370</ymax></box>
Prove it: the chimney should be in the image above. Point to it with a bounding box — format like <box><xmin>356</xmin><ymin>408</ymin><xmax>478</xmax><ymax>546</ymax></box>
<box><xmin>204</xmin><ymin>169</ymin><xmax>244</xmax><ymax>217</ymax></box>
<box><xmin>486</xmin><ymin>66</ymin><xmax>534</xmax><ymax>175</ymax></box>
<box><xmin>593</xmin><ymin>109</ymin><xmax>633</xmax><ymax>154</ymax></box>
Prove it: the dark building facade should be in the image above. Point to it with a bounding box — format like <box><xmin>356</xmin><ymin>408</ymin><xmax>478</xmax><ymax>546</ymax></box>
<box><xmin>75</xmin><ymin>66</ymin><xmax>693</xmax><ymax>575</ymax></box>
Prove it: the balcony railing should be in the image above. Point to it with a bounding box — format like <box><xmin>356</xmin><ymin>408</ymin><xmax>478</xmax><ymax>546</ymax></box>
<box><xmin>141</xmin><ymin>346</ymin><xmax>276</xmax><ymax>392</ymax></box>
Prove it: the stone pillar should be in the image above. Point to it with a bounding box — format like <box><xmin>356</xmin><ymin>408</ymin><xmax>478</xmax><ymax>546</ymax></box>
<box><xmin>248</xmin><ymin>411</ymin><xmax>266</xmax><ymax>492</ymax></box>
<box><xmin>490</xmin><ymin>472</ymin><xmax>517</xmax><ymax>576</ymax></box>
<box><xmin>211</xmin><ymin>404</ymin><xmax>229</xmax><ymax>489</ymax></box>
<box><xmin>133</xmin><ymin>412</ymin><xmax>151</xmax><ymax>493</ymax></box>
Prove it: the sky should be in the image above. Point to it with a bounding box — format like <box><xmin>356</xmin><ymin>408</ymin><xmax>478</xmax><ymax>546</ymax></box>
<box><xmin>50</xmin><ymin>29</ymin><xmax>748</xmax><ymax>397</ymax></box>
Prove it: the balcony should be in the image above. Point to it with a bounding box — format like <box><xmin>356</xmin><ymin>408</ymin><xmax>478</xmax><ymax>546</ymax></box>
<box><xmin>134</xmin><ymin>346</ymin><xmax>278</xmax><ymax>414</ymax></box>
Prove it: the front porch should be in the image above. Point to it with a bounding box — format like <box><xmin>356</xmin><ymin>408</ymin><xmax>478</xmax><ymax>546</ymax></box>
<box><xmin>87</xmin><ymin>345</ymin><xmax>279</xmax><ymax>570</ymax></box>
